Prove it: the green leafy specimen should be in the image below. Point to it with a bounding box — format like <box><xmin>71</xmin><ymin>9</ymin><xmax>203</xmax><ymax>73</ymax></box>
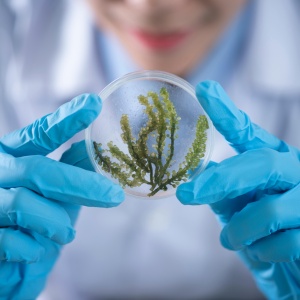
<box><xmin>93</xmin><ymin>87</ymin><xmax>208</xmax><ymax>197</ymax></box>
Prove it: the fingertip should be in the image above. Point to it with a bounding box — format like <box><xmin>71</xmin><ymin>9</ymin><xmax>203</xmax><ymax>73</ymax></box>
<box><xmin>54</xmin><ymin>226</ymin><xmax>76</xmax><ymax>245</ymax></box>
<box><xmin>176</xmin><ymin>190</ymin><xmax>190</xmax><ymax>205</ymax></box>
<box><xmin>75</xmin><ymin>93</ymin><xmax>101</xmax><ymax>105</ymax></box>
<box><xmin>220</xmin><ymin>228</ymin><xmax>234</xmax><ymax>250</ymax></box>
<box><xmin>74</xmin><ymin>93</ymin><xmax>102</xmax><ymax>123</ymax></box>
<box><xmin>86</xmin><ymin>93</ymin><xmax>102</xmax><ymax>111</ymax></box>
<box><xmin>196</xmin><ymin>80</ymin><xmax>223</xmax><ymax>101</ymax></box>
<box><xmin>102</xmin><ymin>185</ymin><xmax>125</xmax><ymax>208</ymax></box>
<box><xmin>60</xmin><ymin>140</ymin><xmax>94</xmax><ymax>171</ymax></box>
<box><xmin>196</xmin><ymin>80</ymin><xmax>220</xmax><ymax>89</ymax></box>
<box><xmin>176</xmin><ymin>184</ymin><xmax>196</xmax><ymax>205</ymax></box>
<box><xmin>65</xmin><ymin>227</ymin><xmax>76</xmax><ymax>243</ymax></box>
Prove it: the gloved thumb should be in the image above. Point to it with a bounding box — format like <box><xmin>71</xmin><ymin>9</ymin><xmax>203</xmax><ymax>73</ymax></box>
<box><xmin>196</xmin><ymin>81</ymin><xmax>298</xmax><ymax>156</ymax></box>
<box><xmin>60</xmin><ymin>140</ymin><xmax>94</xmax><ymax>171</ymax></box>
<box><xmin>0</xmin><ymin>94</ymin><xmax>101</xmax><ymax>157</ymax></box>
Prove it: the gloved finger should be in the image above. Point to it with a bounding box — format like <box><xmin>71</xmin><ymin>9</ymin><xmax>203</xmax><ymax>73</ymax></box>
<box><xmin>245</xmin><ymin>229</ymin><xmax>300</xmax><ymax>263</ymax></box>
<box><xmin>0</xmin><ymin>228</ymin><xmax>45</xmax><ymax>263</ymax></box>
<box><xmin>196</xmin><ymin>81</ymin><xmax>299</xmax><ymax>157</ymax></box>
<box><xmin>0</xmin><ymin>94</ymin><xmax>101</xmax><ymax>157</ymax></box>
<box><xmin>176</xmin><ymin>148</ymin><xmax>300</xmax><ymax>205</ymax></box>
<box><xmin>60</xmin><ymin>140</ymin><xmax>94</xmax><ymax>170</ymax></box>
<box><xmin>210</xmin><ymin>192</ymin><xmax>255</xmax><ymax>225</ymax></box>
<box><xmin>59</xmin><ymin>141</ymin><xmax>95</xmax><ymax>225</ymax></box>
<box><xmin>203</xmin><ymin>160</ymin><xmax>217</xmax><ymax>170</ymax></box>
<box><xmin>220</xmin><ymin>184</ymin><xmax>300</xmax><ymax>250</ymax></box>
<box><xmin>0</xmin><ymin>187</ymin><xmax>75</xmax><ymax>244</ymax></box>
<box><xmin>0</xmin><ymin>152</ymin><xmax>124</xmax><ymax>208</ymax></box>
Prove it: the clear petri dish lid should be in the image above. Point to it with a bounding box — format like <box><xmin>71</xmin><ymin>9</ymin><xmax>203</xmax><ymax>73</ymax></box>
<box><xmin>85</xmin><ymin>70</ymin><xmax>214</xmax><ymax>199</ymax></box>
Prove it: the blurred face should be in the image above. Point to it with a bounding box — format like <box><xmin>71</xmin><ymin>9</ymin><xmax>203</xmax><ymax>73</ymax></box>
<box><xmin>86</xmin><ymin>0</ymin><xmax>247</xmax><ymax>76</ymax></box>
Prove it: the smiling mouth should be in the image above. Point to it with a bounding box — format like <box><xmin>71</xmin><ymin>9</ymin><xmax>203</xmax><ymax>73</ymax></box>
<box><xmin>129</xmin><ymin>29</ymin><xmax>191</xmax><ymax>50</ymax></box>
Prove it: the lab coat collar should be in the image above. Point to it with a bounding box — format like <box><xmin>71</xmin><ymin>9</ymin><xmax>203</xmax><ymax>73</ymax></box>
<box><xmin>241</xmin><ymin>0</ymin><xmax>300</xmax><ymax>95</ymax></box>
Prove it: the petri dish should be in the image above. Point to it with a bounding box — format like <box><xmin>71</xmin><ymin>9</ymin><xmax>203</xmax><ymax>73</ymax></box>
<box><xmin>85</xmin><ymin>70</ymin><xmax>214</xmax><ymax>199</ymax></box>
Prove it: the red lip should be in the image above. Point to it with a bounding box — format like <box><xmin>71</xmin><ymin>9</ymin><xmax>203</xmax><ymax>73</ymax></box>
<box><xmin>130</xmin><ymin>30</ymin><xmax>190</xmax><ymax>50</ymax></box>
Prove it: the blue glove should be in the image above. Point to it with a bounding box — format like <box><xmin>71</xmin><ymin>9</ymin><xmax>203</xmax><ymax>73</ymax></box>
<box><xmin>176</xmin><ymin>81</ymin><xmax>300</xmax><ymax>300</ymax></box>
<box><xmin>0</xmin><ymin>94</ymin><xmax>124</xmax><ymax>300</ymax></box>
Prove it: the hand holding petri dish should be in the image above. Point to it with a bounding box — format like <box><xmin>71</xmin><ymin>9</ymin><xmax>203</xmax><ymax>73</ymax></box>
<box><xmin>85</xmin><ymin>70</ymin><xmax>214</xmax><ymax>199</ymax></box>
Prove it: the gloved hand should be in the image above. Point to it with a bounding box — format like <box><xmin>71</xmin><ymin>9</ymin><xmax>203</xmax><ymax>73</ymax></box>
<box><xmin>0</xmin><ymin>94</ymin><xmax>124</xmax><ymax>300</ymax></box>
<box><xmin>176</xmin><ymin>81</ymin><xmax>300</xmax><ymax>300</ymax></box>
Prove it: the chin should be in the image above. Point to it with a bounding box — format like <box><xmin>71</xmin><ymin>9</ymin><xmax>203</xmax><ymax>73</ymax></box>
<box><xmin>132</xmin><ymin>54</ymin><xmax>190</xmax><ymax>77</ymax></box>
<box><xmin>139</xmin><ymin>63</ymin><xmax>189</xmax><ymax>77</ymax></box>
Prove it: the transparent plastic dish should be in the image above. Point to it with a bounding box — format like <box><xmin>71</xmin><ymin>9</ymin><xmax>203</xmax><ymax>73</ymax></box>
<box><xmin>85</xmin><ymin>70</ymin><xmax>214</xmax><ymax>199</ymax></box>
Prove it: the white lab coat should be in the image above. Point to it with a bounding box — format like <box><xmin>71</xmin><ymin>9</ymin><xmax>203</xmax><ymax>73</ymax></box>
<box><xmin>1</xmin><ymin>0</ymin><xmax>300</xmax><ymax>299</ymax></box>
